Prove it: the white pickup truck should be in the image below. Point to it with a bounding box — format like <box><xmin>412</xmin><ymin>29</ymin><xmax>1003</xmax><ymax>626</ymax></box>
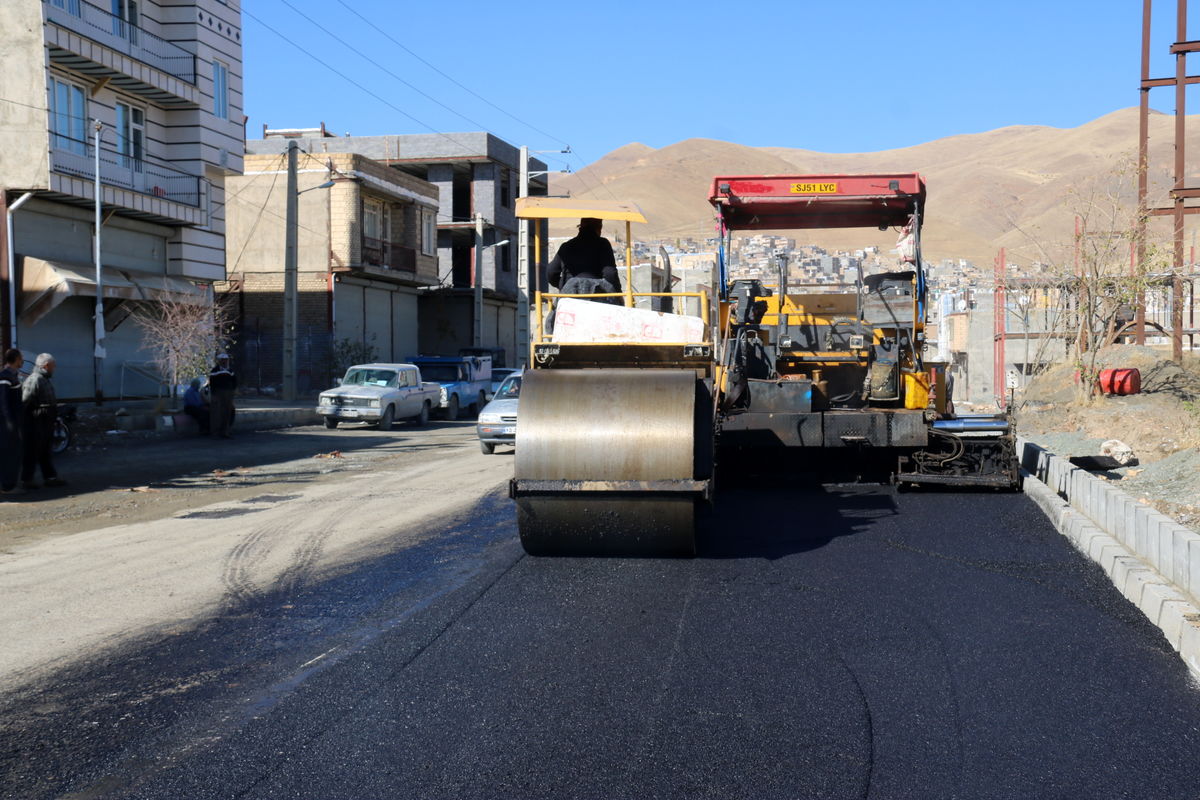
<box><xmin>317</xmin><ymin>363</ymin><xmax>440</xmax><ymax>430</ymax></box>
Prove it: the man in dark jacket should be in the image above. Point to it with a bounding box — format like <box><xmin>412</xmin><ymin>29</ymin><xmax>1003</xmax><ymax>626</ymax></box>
<box><xmin>0</xmin><ymin>348</ymin><xmax>24</xmax><ymax>495</ymax></box>
<box><xmin>547</xmin><ymin>217</ymin><xmax>622</xmax><ymax>295</ymax></box>
<box><xmin>208</xmin><ymin>354</ymin><xmax>237</xmax><ymax>439</ymax></box>
<box><xmin>21</xmin><ymin>353</ymin><xmax>64</xmax><ymax>489</ymax></box>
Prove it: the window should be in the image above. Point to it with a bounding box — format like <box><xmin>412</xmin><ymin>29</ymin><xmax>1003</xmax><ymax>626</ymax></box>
<box><xmin>212</xmin><ymin>60</ymin><xmax>229</xmax><ymax>119</ymax></box>
<box><xmin>421</xmin><ymin>209</ymin><xmax>435</xmax><ymax>256</ymax></box>
<box><xmin>49</xmin><ymin>78</ymin><xmax>87</xmax><ymax>155</ymax></box>
<box><xmin>111</xmin><ymin>0</ymin><xmax>138</xmax><ymax>43</ymax></box>
<box><xmin>500</xmin><ymin>169</ymin><xmax>511</xmax><ymax>209</ymax></box>
<box><xmin>49</xmin><ymin>0</ymin><xmax>82</xmax><ymax>16</ymax></box>
<box><xmin>115</xmin><ymin>102</ymin><xmax>144</xmax><ymax>172</ymax></box>
<box><xmin>363</xmin><ymin>198</ymin><xmax>383</xmax><ymax>240</ymax></box>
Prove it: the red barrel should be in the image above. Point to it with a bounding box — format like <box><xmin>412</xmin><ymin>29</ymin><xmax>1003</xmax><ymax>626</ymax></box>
<box><xmin>1099</xmin><ymin>368</ymin><xmax>1141</xmax><ymax>395</ymax></box>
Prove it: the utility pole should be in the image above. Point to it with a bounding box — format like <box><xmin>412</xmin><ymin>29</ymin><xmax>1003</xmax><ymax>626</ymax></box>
<box><xmin>282</xmin><ymin>139</ymin><xmax>298</xmax><ymax>402</ymax></box>
<box><xmin>93</xmin><ymin>119</ymin><xmax>105</xmax><ymax>406</ymax></box>
<box><xmin>473</xmin><ymin>212</ymin><xmax>484</xmax><ymax>348</ymax></box>
<box><xmin>516</xmin><ymin>145</ymin><xmax>529</xmax><ymax>366</ymax></box>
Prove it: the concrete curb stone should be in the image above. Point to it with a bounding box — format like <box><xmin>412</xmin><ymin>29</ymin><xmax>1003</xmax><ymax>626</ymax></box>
<box><xmin>1018</xmin><ymin>435</ymin><xmax>1200</xmax><ymax>682</ymax></box>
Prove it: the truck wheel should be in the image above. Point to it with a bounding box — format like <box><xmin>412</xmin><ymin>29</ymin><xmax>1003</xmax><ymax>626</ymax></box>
<box><xmin>378</xmin><ymin>405</ymin><xmax>395</xmax><ymax>431</ymax></box>
<box><xmin>413</xmin><ymin>402</ymin><xmax>430</xmax><ymax>426</ymax></box>
<box><xmin>323</xmin><ymin>417</ymin><xmax>339</xmax><ymax>429</ymax></box>
<box><xmin>480</xmin><ymin>440</ymin><xmax>496</xmax><ymax>454</ymax></box>
<box><xmin>446</xmin><ymin>395</ymin><xmax>460</xmax><ymax>421</ymax></box>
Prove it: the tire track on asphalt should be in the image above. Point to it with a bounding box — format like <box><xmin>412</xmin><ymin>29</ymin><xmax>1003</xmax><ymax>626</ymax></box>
<box><xmin>220</xmin><ymin>524</ymin><xmax>282</xmax><ymax>606</ymax></box>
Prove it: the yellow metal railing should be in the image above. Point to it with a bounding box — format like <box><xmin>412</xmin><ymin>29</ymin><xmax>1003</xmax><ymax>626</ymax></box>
<box><xmin>532</xmin><ymin>290</ymin><xmax>711</xmax><ymax>346</ymax></box>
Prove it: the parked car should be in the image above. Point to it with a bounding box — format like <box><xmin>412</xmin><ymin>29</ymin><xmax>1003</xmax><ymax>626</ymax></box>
<box><xmin>476</xmin><ymin>370</ymin><xmax>522</xmax><ymax>454</ymax></box>
<box><xmin>410</xmin><ymin>355</ymin><xmax>492</xmax><ymax>420</ymax></box>
<box><xmin>317</xmin><ymin>363</ymin><xmax>440</xmax><ymax>431</ymax></box>
<box><xmin>487</xmin><ymin>368</ymin><xmax>518</xmax><ymax>400</ymax></box>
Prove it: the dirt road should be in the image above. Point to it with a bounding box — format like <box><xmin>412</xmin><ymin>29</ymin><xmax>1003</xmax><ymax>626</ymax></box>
<box><xmin>0</xmin><ymin>422</ymin><xmax>513</xmax><ymax>691</ymax></box>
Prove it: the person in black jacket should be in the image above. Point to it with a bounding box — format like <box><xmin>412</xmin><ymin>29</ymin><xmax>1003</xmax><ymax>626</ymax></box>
<box><xmin>208</xmin><ymin>354</ymin><xmax>237</xmax><ymax>439</ymax></box>
<box><xmin>21</xmin><ymin>353</ymin><xmax>64</xmax><ymax>489</ymax></box>
<box><xmin>547</xmin><ymin>218</ymin><xmax>622</xmax><ymax>295</ymax></box>
<box><xmin>0</xmin><ymin>348</ymin><xmax>24</xmax><ymax>495</ymax></box>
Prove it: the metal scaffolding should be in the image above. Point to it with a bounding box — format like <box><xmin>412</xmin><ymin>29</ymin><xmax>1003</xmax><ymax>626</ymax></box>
<box><xmin>1137</xmin><ymin>0</ymin><xmax>1199</xmax><ymax>360</ymax></box>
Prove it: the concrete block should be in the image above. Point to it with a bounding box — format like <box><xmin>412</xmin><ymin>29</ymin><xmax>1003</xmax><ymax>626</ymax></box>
<box><xmin>1139</xmin><ymin>582</ymin><xmax>1185</xmax><ymax>627</ymax></box>
<box><xmin>1157</xmin><ymin>600</ymin><xmax>1193</xmax><ymax>651</ymax></box>
<box><xmin>1098</xmin><ymin>543</ymin><xmax>1127</xmax><ymax>574</ymax></box>
<box><xmin>1178</xmin><ymin>614</ymin><xmax>1200</xmax><ymax>681</ymax></box>
<box><xmin>1084</xmin><ymin>526</ymin><xmax>1111</xmax><ymax>561</ymax></box>
<box><xmin>1172</xmin><ymin>528</ymin><xmax>1200</xmax><ymax>596</ymax></box>
<box><xmin>1154</xmin><ymin>519</ymin><xmax>1175</xmax><ymax>581</ymax></box>
<box><xmin>1189</xmin><ymin>538</ymin><xmax>1200</xmax><ymax>606</ymax></box>
<box><xmin>1119</xmin><ymin>566</ymin><xmax>1158</xmax><ymax>607</ymax></box>
<box><xmin>1139</xmin><ymin>510</ymin><xmax>1159</xmax><ymax>571</ymax></box>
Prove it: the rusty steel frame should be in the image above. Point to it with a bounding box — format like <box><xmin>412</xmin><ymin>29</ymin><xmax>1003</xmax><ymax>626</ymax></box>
<box><xmin>1137</xmin><ymin>0</ymin><xmax>1197</xmax><ymax>360</ymax></box>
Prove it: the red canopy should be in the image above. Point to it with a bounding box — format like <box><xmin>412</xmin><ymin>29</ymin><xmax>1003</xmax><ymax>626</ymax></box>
<box><xmin>709</xmin><ymin>173</ymin><xmax>926</xmax><ymax>231</ymax></box>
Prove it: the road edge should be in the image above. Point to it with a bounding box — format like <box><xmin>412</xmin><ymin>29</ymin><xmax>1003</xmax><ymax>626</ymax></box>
<box><xmin>1017</xmin><ymin>436</ymin><xmax>1200</xmax><ymax>683</ymax></box>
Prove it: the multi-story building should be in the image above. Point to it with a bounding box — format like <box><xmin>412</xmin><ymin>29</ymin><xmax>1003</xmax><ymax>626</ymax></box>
<box><xmin>0</xmin><ymin>0</ymin><xmax>243</xmax><ymax>399</ymax></box>
<box><xmin>246</xmin><ymin>131</ymin><xmax>548</xmax><ymax>365</ymax></box>
<box><xmin>223</xmin><ymin>148</ymin><xmax>440</xmax><ymax>392</ymax></box>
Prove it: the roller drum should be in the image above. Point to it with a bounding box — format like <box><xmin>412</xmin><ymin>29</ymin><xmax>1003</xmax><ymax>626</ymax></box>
<box><xmin>514</xmin><ymin>369</ymin><xmax>707</xmax><ymax>557</ymax></box>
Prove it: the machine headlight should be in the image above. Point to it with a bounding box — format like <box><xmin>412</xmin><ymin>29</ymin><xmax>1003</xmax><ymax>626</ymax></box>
<box><xmin>478</xmin><ymin>412</ymin><xmax>503</xmax><ymax>423</ymax></box>
<box><xmin>319</xmin><ymin>394</ymin><xmax>333</xmax><ymax>404</ymax></box>
<box><xmin>368</xmin><ymin>399</ymin><xmax>381</xmax><ymax>408</ymax></box>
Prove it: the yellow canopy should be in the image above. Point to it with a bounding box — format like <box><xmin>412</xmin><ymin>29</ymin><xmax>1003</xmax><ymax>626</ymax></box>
<box><xmin>515</xmin><ymin>197</ymin><xmax>647</xmax><ymax>224</ymax></box>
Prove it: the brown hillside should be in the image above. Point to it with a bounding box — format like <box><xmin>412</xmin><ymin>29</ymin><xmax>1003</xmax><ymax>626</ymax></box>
<box><xmin>551</xmin><ymin>108</ymin><xmax>1198</xmax><ymax>265</ymax></box>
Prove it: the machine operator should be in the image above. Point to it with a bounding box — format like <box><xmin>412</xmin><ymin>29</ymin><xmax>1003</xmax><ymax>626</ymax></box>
<box><xmin>547</xmin><ymin>217</ymin><xmax>622</xmax><ymax>297</ymax></box>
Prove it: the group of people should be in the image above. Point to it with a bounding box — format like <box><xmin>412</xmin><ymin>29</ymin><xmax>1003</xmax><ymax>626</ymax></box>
<box><xmin>1</xmin><ymin>348</ymin><xmax>65</xmax><ymax>496</ymax></box>
<box><xmin>181</xmin><ymin>353</ymin><xmax>238</xmax><ymax>439</ymax></box>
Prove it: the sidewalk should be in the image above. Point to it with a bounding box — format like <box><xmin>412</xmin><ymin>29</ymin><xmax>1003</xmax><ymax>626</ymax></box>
<box><xmin>68</xmin><ymin>395</ymin><xmax>323</xmax><ymax>447</ymax></box>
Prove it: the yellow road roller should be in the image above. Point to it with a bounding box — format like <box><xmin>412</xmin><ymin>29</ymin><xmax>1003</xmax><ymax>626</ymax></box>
<box><xmin>510</xmin><ymin>198</ymin><xmax>717</xmax><ymax>556</ymax></box>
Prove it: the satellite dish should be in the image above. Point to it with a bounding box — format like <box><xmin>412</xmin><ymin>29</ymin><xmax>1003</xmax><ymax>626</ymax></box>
<box><xmin>955</xmin><ymin>299</ymin><xmax>968</xmax><ymax>312</ymax></box>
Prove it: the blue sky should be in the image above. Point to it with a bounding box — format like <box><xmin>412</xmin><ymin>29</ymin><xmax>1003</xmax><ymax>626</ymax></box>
<box><xmin>243</xmin><ymin>0</ymin><xmax>1187</xmax><ymax>169</ymax></box>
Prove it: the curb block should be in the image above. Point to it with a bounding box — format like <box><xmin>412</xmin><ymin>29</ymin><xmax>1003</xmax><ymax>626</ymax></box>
<box><xmin>1018</xmin><ymin>437</ymin><xmax>1200</xmax><ymax>682</ymax></box>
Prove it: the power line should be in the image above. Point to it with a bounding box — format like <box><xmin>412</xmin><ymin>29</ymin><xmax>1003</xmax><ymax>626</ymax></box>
<box><xmin>242</xmin><ymin>9</ymin><xmax>498</xmax><ymax>161</ymax></box>
<box><xmin>275</xmin><ymin>0</ymin><xmax>513</xmax><ymax>142</ymax></box>
<box><xmin>0</xmin><ymin>96</ymin><xmax>48</xmax><ymax>113</ymax></box>
<box><xmin>332</xmin><ymin>0</ymin><xmax>570</xmax><ymax>150</ymax></box>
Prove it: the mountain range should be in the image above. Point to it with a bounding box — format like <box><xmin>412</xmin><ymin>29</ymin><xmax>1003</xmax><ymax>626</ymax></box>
<box><xmin>550</xmin><ymin>108</ymin><xmax>1196</xmax><ymax>266</ymax></box>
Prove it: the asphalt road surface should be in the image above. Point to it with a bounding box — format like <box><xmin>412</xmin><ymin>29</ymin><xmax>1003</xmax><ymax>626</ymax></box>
<box><xmin>4</xmin><ymin>472</ymin><xmax>1200</xmax><ymax>798</ymax></box>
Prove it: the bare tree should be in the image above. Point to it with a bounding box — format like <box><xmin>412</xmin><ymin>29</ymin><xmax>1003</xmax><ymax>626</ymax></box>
<box><xmin>1005</xmin><ymin>158</ymin><xmax>1174</xmax><ymax>402</ymax></box>
<box><xmin>134</xmin><ymin>292</ymin><xmax>234</xmax><ymax>399</ymax></box>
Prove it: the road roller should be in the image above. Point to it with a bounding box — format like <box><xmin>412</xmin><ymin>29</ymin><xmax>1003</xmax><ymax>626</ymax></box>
<box><xmin>511</xmin><ymin>198</ymin><xmax>716</xmax><ymax>556</ymax></box>
<box><xmin>709</xmin><ymin>173</ymin><xmax>1019</xmax><ymax>489</ymax></box>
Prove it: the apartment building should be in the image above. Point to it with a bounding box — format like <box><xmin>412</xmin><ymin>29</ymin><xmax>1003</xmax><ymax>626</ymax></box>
<box><xmin>224</xmin><ymin>149</ymin><xmax>439</xmax><ymax>392</ymax></box>
<box><xmin>246</xmin><ymin>131</ymin><xmax>549</xmax><ymax>365</ymax></box>
<box><xmin>0</xmin><ymin>0</ymin><xmax>243</xmax><ymax>399</ymax></box>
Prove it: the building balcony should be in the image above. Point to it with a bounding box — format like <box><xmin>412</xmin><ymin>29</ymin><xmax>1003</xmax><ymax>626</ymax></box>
<box><xmin>43</xmin><ymin>0</ymin><xmax>199</xmax><ymax>106</ymax></box>
<box><xmin>362</xmin><ymin>237</ymin><xmax>417</xmax><ymax>272</ymax></box>
<box><xmin>47</xmin><ymin>132</ymin><xmax>207</xmax><ymax>226</ymax></box>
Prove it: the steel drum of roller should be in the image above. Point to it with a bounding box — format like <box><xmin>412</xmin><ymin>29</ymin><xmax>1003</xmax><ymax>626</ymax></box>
<box><xmin>514</xmin><ymin>369</ymin><xmax>704</xmax><ymax>556</ymax></box>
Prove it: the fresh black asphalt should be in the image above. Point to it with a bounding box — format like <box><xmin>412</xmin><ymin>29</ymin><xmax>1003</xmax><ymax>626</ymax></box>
<box><xmin>5</xmin><ymin>484</ymin><xmax>1200</xmax><ymax>799</ymax></box>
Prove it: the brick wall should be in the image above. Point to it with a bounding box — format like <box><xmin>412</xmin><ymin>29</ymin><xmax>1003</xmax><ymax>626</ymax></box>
<box><xmin>235</xmin><ymin>271</ymin><xmax>331</xmax><ymax>389</ymax></box>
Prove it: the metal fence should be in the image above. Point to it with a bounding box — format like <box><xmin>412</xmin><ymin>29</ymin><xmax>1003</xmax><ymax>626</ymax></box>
<box><xmin>43</xmin><ymin>0</ymin><xmax>197</xmax><ymax>84</ymax></box>
<box><xmin>50</xmin><ymin>131</ymin><xmax>202</xmax><ymax>208</ymax></box>
<box><xmin>235</xmin><ymin>326</ymin><xmax>337</xmax><ymax>396</ymax></box>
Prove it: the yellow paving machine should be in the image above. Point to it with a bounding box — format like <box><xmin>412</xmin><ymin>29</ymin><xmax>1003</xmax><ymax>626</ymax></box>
<box><xmin>511</xmin><ymin>178</ymin><xmax>1018</xmax><ymax>557</ymax></box>
<box><xmin>510</xmin><ymin>198</ymin><xmax>716</xmax><ymax>556</ymax></box>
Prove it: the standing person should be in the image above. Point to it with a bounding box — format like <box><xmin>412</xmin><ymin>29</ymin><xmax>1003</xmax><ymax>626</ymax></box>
<box><xmin>21</xmin><ymin>353</ymin><xmax>65</xmax><ymax>489</ymax></box>
<box><xmin>0</xmin><ymin>348</ymin><xmax>25</xmax><ymax>495</ymax></box>
<box><xmin>208</xmin><ymin>353</ymin><xmax>237</xmax><ymax>439</ymax></box>
<box><xmin>182</xmin><ymin>377</ymin><xmax>210</xmax><ymax>435</ymax></box>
